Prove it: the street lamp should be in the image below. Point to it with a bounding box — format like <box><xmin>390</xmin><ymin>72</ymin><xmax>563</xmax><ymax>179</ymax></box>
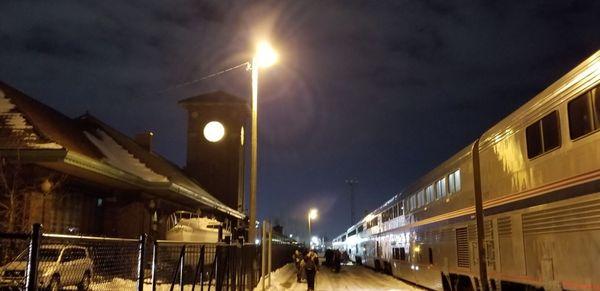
<box><xmin>307</xmin><ymin>208</ymin><xmax>318</xmax><ymax>246</ymax></box>
<box><xmin>248</xmin><ymin>41</ymin><xmax>278</xmax><ymax>243</ymax></box>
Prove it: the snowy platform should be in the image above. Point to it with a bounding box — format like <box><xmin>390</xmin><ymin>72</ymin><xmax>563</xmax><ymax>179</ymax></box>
<box><xmin>255</xmin><ymin>263</ymin><xmax>423</xmax><ymax>291</ymax></box>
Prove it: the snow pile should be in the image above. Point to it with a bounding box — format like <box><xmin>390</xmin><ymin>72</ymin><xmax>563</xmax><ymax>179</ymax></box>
<box><xmin>86</xmin><ymin>278</ymin><xmax>211</xmax><ymax>291</ymax></box>
<box><xmin>0</xmin><ymin>90</ymin><xmax>62</xmax><ymax>149</ymax></box>
<box><xmin>84</xmin><ymin>129</ymin><xmax>168</xmax><ymax>182</ymax></box>
<box><xmin>253</xmin><ymin>263</ymin><xmax>297</xmax><ymax>291</ymax></box>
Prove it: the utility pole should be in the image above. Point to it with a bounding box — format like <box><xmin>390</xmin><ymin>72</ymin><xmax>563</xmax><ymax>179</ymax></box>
<box><xmin>345</xmin><ymin>178</ymin><xmax>358</xmax><ymax>225</ymax></box>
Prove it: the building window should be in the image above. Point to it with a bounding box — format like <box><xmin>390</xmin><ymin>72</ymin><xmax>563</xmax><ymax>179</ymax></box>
<box><xmin>568</xmin><ymin>86</ymin><xmax>599</xmax><ymax>140</ymax></box>
<box><xmin>526</xmin><ymin>111</ymin><xmax>561</xmax><ymax>159</ymax></box>
<box><xmin>448</xmin><ymin>169</ymin><xmax>461</xmax><ymax>194</ymax></box>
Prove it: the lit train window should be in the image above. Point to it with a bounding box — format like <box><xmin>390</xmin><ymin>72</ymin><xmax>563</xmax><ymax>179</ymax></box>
<box><xmin>436</xmin><ymin>178</ymin><xmax>447</xmax><ymax>198</ymax></box>
<box><xmin>448</xmin><ymin>170</ymin><xmax>461</xmax><ymax>193</ymax></box>
<box><xmin>526</xmin><ymin>111</ymin><xmax>561</xmax><ymax>159</ymax></box>
<box><xmin>426</xmin><ymin>184</ymin><xmax>435</xmax><ymax>202</ymax></box>
<box><xmin>569</xmin><ymin>86</ymin><xmax>599</xmax><ymax>140</ymax></box>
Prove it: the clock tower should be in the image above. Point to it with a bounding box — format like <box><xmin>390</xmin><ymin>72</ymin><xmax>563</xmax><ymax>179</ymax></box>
<box><xmin>179</xmin><ymin>91</ymin><xmax>249</xmax><ymax>212</ymax></box>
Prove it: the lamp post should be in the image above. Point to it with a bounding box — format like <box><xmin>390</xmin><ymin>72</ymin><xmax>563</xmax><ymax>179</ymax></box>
<box><xmin>248</xmin><ymin>41</ymin><xmax>278</xmax><ymax>243</ymax></box>
<box><xmin>307</xmin><ymin>208</ymin><xmax>318</xmax><ymax>247</ymax></box>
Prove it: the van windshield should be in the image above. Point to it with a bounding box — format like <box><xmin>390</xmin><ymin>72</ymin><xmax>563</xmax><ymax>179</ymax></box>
<box><xmin>15</xmin><ymin>248</ymin><xmax>61</xmax><ymax>262</ymax></box>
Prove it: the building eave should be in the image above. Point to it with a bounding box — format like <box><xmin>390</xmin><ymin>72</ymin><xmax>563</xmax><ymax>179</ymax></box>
<box><xmin>64</xmin><ymin>151</ymin><xmax>245</xmax><ymax>219</ymax></box>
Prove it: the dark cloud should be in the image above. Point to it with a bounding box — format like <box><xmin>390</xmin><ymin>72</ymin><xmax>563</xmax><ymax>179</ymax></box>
<box><xmin>0</xmin><ymin>0</ymin><xmax>599</xmax><ymax>238</ymax></box>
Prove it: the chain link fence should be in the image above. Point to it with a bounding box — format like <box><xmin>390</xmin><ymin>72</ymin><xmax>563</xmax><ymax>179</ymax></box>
<box><xmin>39</xmin><ymin>233</ymin><xmax>142</xmax><ymax>290</ymax></box>
<box><xmin>0</xmin><ymin>231</ymin><xmax>32</xmax><ymax>290</ymax></box>
<box><xmin>0</xmin><ymin>224</ymin><xmax>295</xmax><ymax>291</ymax></box>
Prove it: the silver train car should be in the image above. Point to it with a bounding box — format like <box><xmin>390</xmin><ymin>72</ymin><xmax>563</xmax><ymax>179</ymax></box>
<box><xmin>334</xmin><ymin>50</ymin><xmax>600</xmax><ymax>291</ymax></box>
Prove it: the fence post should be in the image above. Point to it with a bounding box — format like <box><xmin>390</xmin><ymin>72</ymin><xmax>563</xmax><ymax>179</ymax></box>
<box><xmin>180</xmin><ymin>245</ymin><xmax>185</xmax><ymax>291</ymax></box>
<box><xmin>151</xmin><ymin>240</ymin><xmax>158</xmax><ymax>291</ymax></box>
<box><xmin>261</xmin><ymin>220</ymin><xmax>267</xmax><ymax>291</ymax></box>
<box><xmin>137</xmin><ymin>233</ymin><xmax>147</xmax><ymax>291</ymax></box>
<box><xmin>267</xmin><ymin>224</ymin><xmax>272</xmax><ymax>288</ymax></box>
<box><xmin>26</xmin><ymin>223</ymin><xmax>42</xmax><ymax>291</ymax></box>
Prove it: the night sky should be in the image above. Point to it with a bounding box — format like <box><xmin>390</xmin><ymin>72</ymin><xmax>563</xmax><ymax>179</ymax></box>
<box><xmin>1</xmin><ymin>1</ymin><xmax>599</xmax><ymax>239</ymax></box>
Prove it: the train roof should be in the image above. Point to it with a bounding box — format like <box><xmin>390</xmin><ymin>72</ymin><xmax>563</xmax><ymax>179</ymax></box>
<box><xmin>400</xmin><ymin>144</ymin><xmax>473</xmax><ymax>199</ymax></box>
<box><xmin>480</xmin><ymin>50</ymin><xmax>600</xmax><ymax>151</ymax></box>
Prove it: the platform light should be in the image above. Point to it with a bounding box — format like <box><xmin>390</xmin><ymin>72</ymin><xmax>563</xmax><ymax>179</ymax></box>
<box><xmin>248</xmin><ymin>40</ymin><xmax>279</xmax><ymax>243</ymax></box>
<box><xmin>309</xmin><ymin>208</ymin><xmax>318</xmax><ymax>220</ymax></box>
<box><xmin>255</xmin><ymin>41</ymin><xmax>278</xmax><ymax>68</ymax></box>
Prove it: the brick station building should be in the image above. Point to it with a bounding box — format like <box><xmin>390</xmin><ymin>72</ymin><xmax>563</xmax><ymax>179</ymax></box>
<box><xmin>0</xmin><ymin>81</ymin><xmax>248</xmax><ymax>239</ymax></box>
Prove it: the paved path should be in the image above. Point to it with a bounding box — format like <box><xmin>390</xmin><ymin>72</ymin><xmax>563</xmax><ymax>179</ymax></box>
<box><xmin>256</xmin><ymin>263</ymin><xmax>423</xmax><ymax>291</ymax></box>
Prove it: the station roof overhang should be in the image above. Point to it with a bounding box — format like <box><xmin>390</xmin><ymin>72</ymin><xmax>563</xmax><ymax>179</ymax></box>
<box><xmin>0</xmin><ymin>148</ymin><xmax>245</xmax><ymax>219</ymax></box>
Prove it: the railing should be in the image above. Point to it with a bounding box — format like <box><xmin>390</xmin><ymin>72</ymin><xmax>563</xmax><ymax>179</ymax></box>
<box><xmin>0</xmin><ymin>222</ymin><xmax>295</xmax><ymax>291</ymax></box>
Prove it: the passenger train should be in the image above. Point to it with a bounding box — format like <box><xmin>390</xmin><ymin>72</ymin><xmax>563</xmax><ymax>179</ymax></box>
<box><xmin>332</xmin><ymin>50</ymin><xmax>600</xmax><ymax>291</ymax></box>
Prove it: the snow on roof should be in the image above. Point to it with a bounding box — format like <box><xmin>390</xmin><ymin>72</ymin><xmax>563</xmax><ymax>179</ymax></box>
<box><xmin>0</xmin><ymin>89</ymin><xmax>62</xmax><ymax>149</ymax></box>
<box><xmin>84</xmin><ymin>129</ymin><xmax>168</xmax><ymax>182</ymax></box>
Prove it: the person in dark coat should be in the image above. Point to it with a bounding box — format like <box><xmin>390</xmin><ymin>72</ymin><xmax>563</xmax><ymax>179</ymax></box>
<box><xmin>333</xmin><ymin>250</ymin><xmax>341</xmax><ymax>273</ymax></box>
<box><xmin>293</xmin><ymin>249</ymin><xmax>304</xmax><ymax>282</ymax></box>
<box><xmin>302</xmin><ymin>250</ymin><xmax>319</xmax><ymax>291</ymax></box>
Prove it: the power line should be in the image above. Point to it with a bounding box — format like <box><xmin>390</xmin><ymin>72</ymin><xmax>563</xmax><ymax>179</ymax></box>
<box><xmin>155</xmin><ymin>62</ymin><xmax>250</xmax><ymax>95</ymax></box>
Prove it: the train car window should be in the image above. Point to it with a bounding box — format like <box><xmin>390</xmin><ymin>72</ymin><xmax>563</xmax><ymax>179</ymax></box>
<box><xmin>594</xmin><ymin>87</ymin><xmax>600</xmax><ymax>128</ymax></box>
<box><xmin>526</xmin><ymin>121</ymin><xmax>543</xmax><ymax>158</ymax></box>
<box><xmin>448</xmin><ymin>169</ymin><xmax>461</xmax><ymax>194</ymax></box>
<box><xmin>436</xmin><ymin>178</ymin><xmax>447</xmax><ymax>198</ymax></box>
<box><xmin>400</xmin><ymin>247</ymin><xmax>406</xmax><ymax>261</ymax></box>
<box><xmin>526</xmin><ymin>111</ymin><xmax>560</xmax><ymax>159</ymax></box>
<box><xmin>428</xmin><ymin>247</ymin><xmax>433</xmax><ymax>264</ymax></box>
<box><xmin>568</xmin><ymin>90</ymin><xmax>595</xmax><ymax>139</ymax></box>
<box><xmin>542</xmin><ymin>111</ymin><xmax>560</xmax><ymax>151</ymax></box>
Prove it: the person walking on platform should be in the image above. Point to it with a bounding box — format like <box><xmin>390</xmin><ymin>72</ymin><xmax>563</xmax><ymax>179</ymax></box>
<box><xmin>333</xmin><ymin>250</ymin><xmax>341</xmax><ymax>273</ymax></box>
<box><xmin>293</xmin><ymin>249</ymin><xmax>304</xmax><ymax>282</ymax></box>
<box><xmin>302</xmin><ymin>250</ymin><xmax>319</xmax><ymax>291</ymax></box>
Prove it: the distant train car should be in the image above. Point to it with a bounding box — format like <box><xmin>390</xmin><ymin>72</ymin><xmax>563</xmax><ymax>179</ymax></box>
<box><xmin>334</xmin><ymin>50</ymin><xmax>600</xmax><ymax>290</ymax></box>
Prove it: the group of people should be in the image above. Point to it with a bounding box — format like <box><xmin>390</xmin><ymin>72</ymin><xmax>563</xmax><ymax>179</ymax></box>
<box><xmin>324</xmin><ymin>249</ymin><xmax>348</xmax><ymax>273</ymax></box>
<box><xmin>293</xmin><ymin>249</ymin><xmax>320</xmax><ymax>291</ymax></box>
<box><xmin>292</xmin><ymin>248</ymin><xmax>350</xmax><ymax>291</ymax></box>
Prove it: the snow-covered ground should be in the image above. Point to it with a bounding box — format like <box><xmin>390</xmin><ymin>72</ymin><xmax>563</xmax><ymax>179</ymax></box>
<box><xmin>254</xmin><ymin>263</ymin><xmax>423</xmax><ymax>291</ymax></box>
<box><xmin>74</xmin><ymin>263</ymin><xmax>423</xmax><ymax>290</ymax></box>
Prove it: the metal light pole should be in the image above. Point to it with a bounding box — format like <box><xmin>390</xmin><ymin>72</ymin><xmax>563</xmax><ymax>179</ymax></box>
<box><xmin>307</xmin><ymin>208</ymin><xmax>318</xmax><ymax>247</ymax></box>
<box><xmin>248</xmin><ymin>42</ymin><xmax>278</xmax><ymax>243</ymax></box>
<box><xmin>346</xmin><ymin>178</ymin><xmax>358</xmax><ymax>225</ymax></box>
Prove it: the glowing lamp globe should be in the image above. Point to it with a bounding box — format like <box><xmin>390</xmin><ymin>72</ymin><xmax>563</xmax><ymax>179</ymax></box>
<box><xmin>203</xmin><ymin>121</ymin><xmax>225</xmax><ymax>142</ymax></box>
<box><xmin>254</xmin><ymin>41</ymin><xmax>278</xmax><ymax>68</ymax></box>
<box><xmin>309</xmin><ymin>208</ymin><xmax>318</xmax><ymax>220</ymax></box>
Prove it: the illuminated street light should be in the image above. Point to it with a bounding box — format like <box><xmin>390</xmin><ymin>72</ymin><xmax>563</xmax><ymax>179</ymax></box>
<box><xmin>309</xmin><ymin>208</ymin><xmax>318</xmax><ymax>220</ymax></box>
<box><xmin>307</xmin><ymin>208</ymin><xmax>318</xmax><ymax>246</ymax></box>
<box><xmin>248</xmin><ymin>41</ymin><xmax>278</xmax><ymax>243</ymax></box>
<box><xmin>254</xmin><ymin>41</ymin><xmax>278</xmax><ymax>68</ymax></box>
